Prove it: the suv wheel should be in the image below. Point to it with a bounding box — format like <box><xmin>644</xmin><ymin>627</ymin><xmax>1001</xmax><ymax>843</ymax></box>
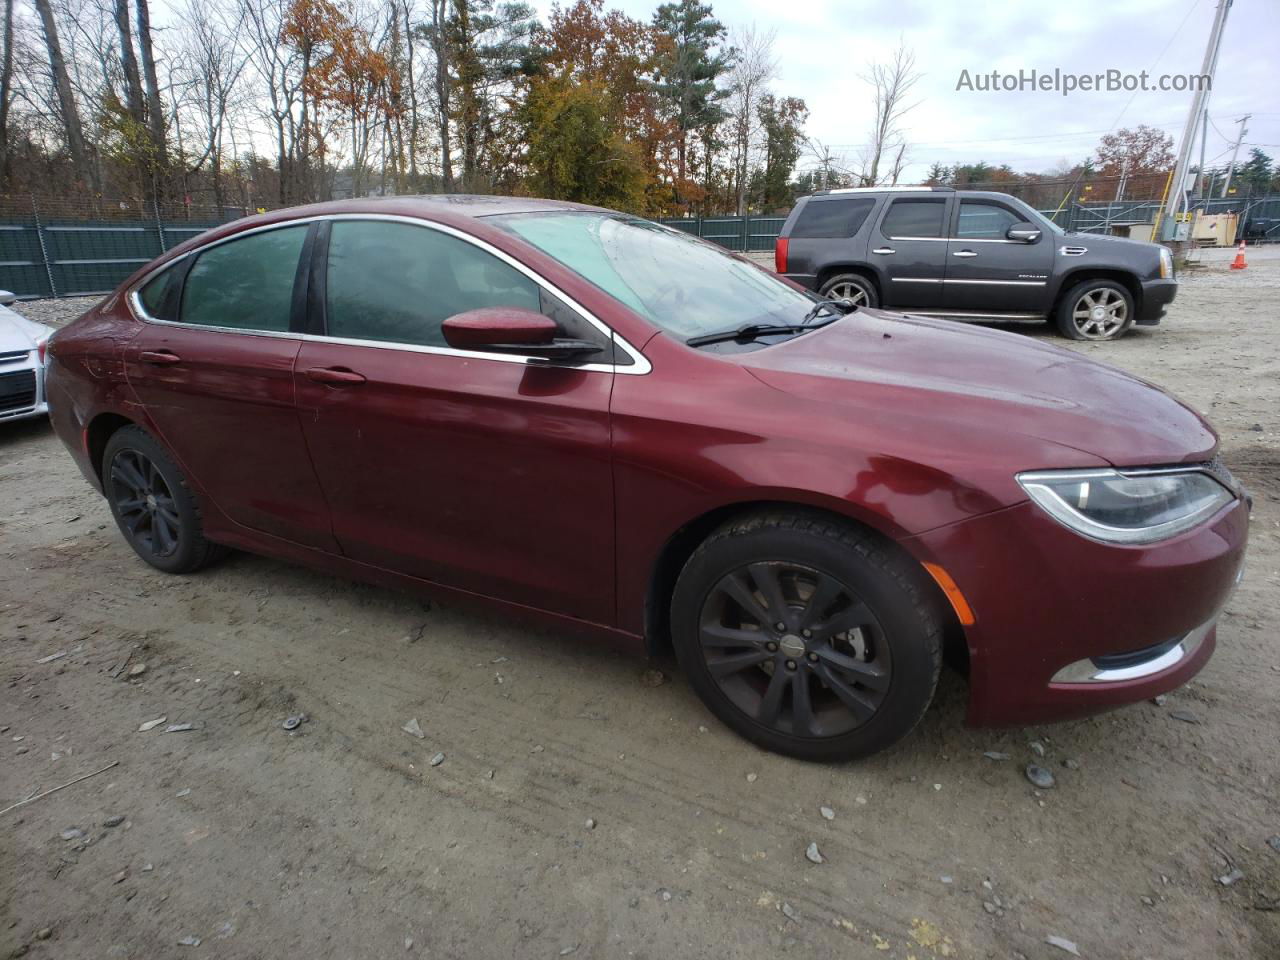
<box><xmin>819</xmin><ymin>274</ymin><xmax>878</xmax><ymax>309</ymax></box>
<box><xmin>670</xmin><ymin>510</ymin><xmax>942</xmax><ymax>762</ymax></box>
<box><xmin>1056</xmin><ymin>280</ymin><xmax>1134</xmax><ymax>341</ymax></box>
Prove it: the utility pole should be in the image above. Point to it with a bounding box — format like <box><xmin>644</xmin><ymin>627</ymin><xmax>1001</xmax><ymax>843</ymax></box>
<box><xmin>1195</xmin><ymin>108</ymin><xmax>1209</xmax><ymax>199</ymax></box>
<box><xmin>1114</xmin><ymin>153</ymin><xmax>1129</xmax><ymax>202</ymax></box>
<box><xmin>1220</xmin><ymin>114</ymin><xmax>1250</xmax><ymax>197</ymax></box>
<box><xmin>1162</xmin><ymin>0</ymin><xmax>1232</xmax><ymax>240</ymax></box>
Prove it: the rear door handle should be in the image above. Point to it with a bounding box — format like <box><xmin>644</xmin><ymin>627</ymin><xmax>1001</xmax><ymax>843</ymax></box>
<box><xmin>304</xmin><ymin>366</ymin><xmax>367</xmax><ymax>385</ymax></box>
<box><xmin>139</xmin><ymin>350</ymin><xmax>182</xmax><ymax>365</ymax></box>
<box><xmin>872</xmin><ymin>247</ymin><xmax>896</xmax><ymax>255</ymax></box>
<box><xmin>952</xmin><ymin>250</ymin><xmax>978</xmax><ymax>258</ymax></box>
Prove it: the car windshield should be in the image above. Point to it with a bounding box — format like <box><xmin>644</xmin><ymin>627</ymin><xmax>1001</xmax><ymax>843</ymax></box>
<box><xmin>488</xmin><ymin>211</ymin><xmax>819</xmax><ymax>339</ymax></box>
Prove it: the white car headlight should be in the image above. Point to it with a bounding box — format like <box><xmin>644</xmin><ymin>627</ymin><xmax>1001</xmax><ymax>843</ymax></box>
<box><xmin>1016</xmin><ymin>467</ymin><xmax>1234</xmax><ymax>544</ymax></box>
<box><xmin>1159</xmin><ymin>247</ymin><xmax>1174</xmax><ymax>279</ymax></box>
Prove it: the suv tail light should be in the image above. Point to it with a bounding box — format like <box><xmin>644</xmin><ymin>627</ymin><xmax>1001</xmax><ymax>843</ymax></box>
<box><xmin>774</xmin><ymin>236</ymin><xmax>788</xmax><ymax>274</ymax></box>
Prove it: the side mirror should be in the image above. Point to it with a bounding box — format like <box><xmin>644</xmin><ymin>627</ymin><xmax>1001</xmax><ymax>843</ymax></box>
<box><xmin>1006</xmin><ymin>222</ymin><xmax>1041</xmax><ymax>244</ymax></box>
<box><xmin>441</xmin><ymin>307</ymin><xmax>603</xmax><ymax>362</ymax></box>
<box><xmin>0</xmin><ymin>290</ymin><xmax>16</xmax><ymax>306</ymax></box>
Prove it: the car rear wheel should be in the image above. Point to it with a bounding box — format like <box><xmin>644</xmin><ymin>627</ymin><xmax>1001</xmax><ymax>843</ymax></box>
<box><xmin>103</xmin><ymin>425</ymin><xmax>226</xmax><ymax>574</ymax></box>
<box><xmin>819</xmin><ymin>274</ymin><xmax>878</xmax><ymax>309</ymax></box>
<box><xmin>1056</xmin><ymin>280</ymin><xmax>1134</xmax><ymax>341</ymax></box>
<box><xmin>670</xmin><ymin>510</ymin><xmax>942</xmax><ymax>762</ymax></box>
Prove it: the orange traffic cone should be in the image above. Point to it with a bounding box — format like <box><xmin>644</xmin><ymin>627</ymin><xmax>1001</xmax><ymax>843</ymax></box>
<box><xmin>1229</xmin><ymin>240</ymin><xmax>1248</xmax><ymax>270</ymax></box>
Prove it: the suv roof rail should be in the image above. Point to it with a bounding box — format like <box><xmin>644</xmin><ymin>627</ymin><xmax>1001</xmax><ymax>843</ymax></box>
<box><xmin>810</xmin><ymin>186</ymin><xmax>955</xmax><ymax>196</ymax></box>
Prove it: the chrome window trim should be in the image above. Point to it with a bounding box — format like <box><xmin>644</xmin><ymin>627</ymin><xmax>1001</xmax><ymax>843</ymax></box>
<box><xmin>884</xmin><ymin>235</ymin><xmax>948</xmax><ymax>242</ymax></box>
<box><xmin>127</xmin><ymin>213</ymin><xmax>652</xmax><ymax>376</ymax></box>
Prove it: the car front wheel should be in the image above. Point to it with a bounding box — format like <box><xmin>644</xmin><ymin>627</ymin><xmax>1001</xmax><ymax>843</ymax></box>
<box><xmin>1056</xmin><ymin>280</ymin><xmax>1135</xmax><ymax>340</ymax></box>
<box><xmin>671</xmin><ymin>511</ymin><xmax>942</xmax><ymax>762</ymax></box>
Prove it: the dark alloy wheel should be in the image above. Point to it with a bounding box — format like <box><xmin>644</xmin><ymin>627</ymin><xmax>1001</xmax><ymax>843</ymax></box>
<box><xmin>671</xmin><ymin>511</ymin><xmax>942</xmax><ymax>762</ymax></box>
<box><xmin>698</xmin><ymin>561</ymin><xmax>890</xmax><ymax>738</ymax></box>
<box><xmin>102</xmin><ymin>425</ymin><xmax>226</xmax><ymax>574</ymax></box>
<box><xmin>110</xmin><ymin>448</ymin><xmax>182</xmax><ymax>559</ymax></box>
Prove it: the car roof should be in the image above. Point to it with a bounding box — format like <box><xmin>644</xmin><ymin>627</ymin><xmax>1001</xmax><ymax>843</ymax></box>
<box><xmin>246</xmin><ymin>194</ymin><xmax>610</xmax><ymax>223</ymax></box>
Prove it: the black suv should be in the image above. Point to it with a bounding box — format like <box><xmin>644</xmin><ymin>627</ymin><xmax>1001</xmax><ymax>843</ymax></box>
<box><xmin>774</xmin><ymin>187</ymin><xmax>1177</xmax><ymax>341</ymax></box>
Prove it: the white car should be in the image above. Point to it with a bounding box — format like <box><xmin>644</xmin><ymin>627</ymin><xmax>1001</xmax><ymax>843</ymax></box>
<box><xmin>0</xmin><ymin>290</ymin><xmax>55</xmax><ymax>423</ymax></box>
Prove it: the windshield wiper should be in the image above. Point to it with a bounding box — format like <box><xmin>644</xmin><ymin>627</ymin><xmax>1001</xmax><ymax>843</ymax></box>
<box><xmin>686</xmin><ymin>317</ymin><xmax>837</xmax><ymax>347</ymax></box>
<box><xmin>801</xmin><ymin>298</ymin><xmax>852</xmax><ymax>325</ymax></box>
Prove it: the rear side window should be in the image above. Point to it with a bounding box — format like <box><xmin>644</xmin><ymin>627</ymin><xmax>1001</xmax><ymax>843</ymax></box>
<box><xmin>880</xmin><ymin>199</ymin><xmax>947</xmax><ymax>239</ymax></box>
<box><xmin>137</xmin><ymin>264</ymin><xmax>181</xmax><ymax>321</ymax></box>
<box><xmin>790</xmin><ymin>198</ymin><xmax>876</xmax><ymax>238</ymax></box>
<box><xmin>180</xmin><ymin>226</ymin><xmax>308</xmax><ymax>332</ymax></box>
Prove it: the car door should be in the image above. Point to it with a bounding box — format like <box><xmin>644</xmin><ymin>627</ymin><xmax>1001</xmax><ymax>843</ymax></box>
<box><xmin>943</xmin><ymin>198</ymin><xmax>1054</xmax><ymax>313</ymax></box>
<box><xmin>293</xmin><ymin>217</ymin><xmax>618</xmax><ymax>625</ymax></box>
<box><xmin>123</xmin><ymin>223</ymin><xmax>339</xmax><ymax>552</ymax></box>
<box><xmin>872</xmin><ymin>196</ymin><xmax>952</xmax><ymax>308</ymax></box>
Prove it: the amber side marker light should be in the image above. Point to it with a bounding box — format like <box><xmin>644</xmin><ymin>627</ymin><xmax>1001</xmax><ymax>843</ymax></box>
<box><xmin>922</xmin><ymin>562</ymin><xmax>976</xmax><ymax>627</ymax></box>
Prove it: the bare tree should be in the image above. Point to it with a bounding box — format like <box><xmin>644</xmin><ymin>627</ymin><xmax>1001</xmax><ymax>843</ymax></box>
<box><xmin>427</xmin><ymin>0</ymin><xmax>452</xmax><ymax>189</ymax></box>
<box><xmin>0</xmin><ymin>0</ymin><xmax>15</xmax><ymax>184</ymax></box>
<box><xmin>112</xmin><ymin>0</ymin><xmax>144</xmax><ymax>122</ymax></box>
<box><xmin>178</xmin><ymin>0</ymin><xmax>246</xmax><ymax>210</ymax></box>
<box><xmin>33</xmin><ymin>0</ymin><xmax>94</xmax><ymax>188</ymax></box>
<box><xmin>725</xmin><ymin>24</ymin><xmax>774</xmax><ymax>215</ymax></box>
<box><xmin>861</xmin><ymin>42</ymin><xmax>920</xmax><ymax>187</ymax></box>
<box><xmin>135</xmin><ymin>0</ymin><xmax>165</xmax><ymax>162</ymax></box>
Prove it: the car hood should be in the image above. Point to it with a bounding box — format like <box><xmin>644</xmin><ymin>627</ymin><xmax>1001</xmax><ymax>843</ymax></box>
<box><xmin>0</xmin><ymin>306</ymin><xmax>53</xmax><ymax>352</ymax></box>
<box><xmin>739</xmin><ymin>308</ymin><xmax>1216</xmax><ymax>468</ymax></box>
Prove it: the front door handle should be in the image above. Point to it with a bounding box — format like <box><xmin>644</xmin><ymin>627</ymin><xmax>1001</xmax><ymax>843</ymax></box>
<box><xmin>872</xmin><ymin>247</ymin><xmax>896</xmax><ymax>255</ymax></box>
<box><xmin>952</xmin><ymin>250</ymin><xmax>978</xmax><ymax>258</ymax></box>
<box><xmin>139</xmin><ymin>350</ymin><xmax>182</xmax><ymax>365</ymax></box>
<box><xmin>305</xmin><ymin>366</ymin><xmax>367</xmax><ymax>385</ymax></box>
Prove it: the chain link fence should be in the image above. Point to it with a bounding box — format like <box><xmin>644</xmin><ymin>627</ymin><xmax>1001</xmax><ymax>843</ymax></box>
<box><xmin>0</xmin><ymin>195</ymin><xmax>264</xmax><ymax>299</ymax></box>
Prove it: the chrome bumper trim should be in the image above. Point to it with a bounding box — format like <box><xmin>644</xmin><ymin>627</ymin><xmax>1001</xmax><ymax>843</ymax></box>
<box><xmin>1050</xmin><ymin>620</ymin><xmax>1213</xmax><ymax>684</ymax></box>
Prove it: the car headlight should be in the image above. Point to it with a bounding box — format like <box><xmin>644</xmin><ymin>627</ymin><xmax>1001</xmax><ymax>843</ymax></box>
<box><xmin>1016</xmin><ymin>467</ymin><xmax>1234</xmax><ymax>544</ymax></box>
<box><xmin>1158</xmin><ymin>247</ymin><xmax>1174</xmax><ymax>279</ymax></box>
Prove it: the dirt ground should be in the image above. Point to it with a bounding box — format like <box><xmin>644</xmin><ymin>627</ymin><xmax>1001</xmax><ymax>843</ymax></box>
<box><xmin>2</xmin><ymin>257</ymin><xmax>1278</xmax><ymax>960</ymax></box>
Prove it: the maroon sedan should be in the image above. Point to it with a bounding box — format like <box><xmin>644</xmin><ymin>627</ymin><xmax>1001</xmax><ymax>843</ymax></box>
<box><xmin>45</xmin><ymin>197</ymin><xmax>1249</xmax><ymax>761</ymax></box>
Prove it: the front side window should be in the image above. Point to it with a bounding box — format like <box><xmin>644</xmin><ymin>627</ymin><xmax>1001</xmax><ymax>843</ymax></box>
<box><xmin>180</xmin><ymin>226</ymin><xmax>307</xmax><ymax>331</ymax></box>
<box><xmin>325</xmin><ymin>220</ymin><xmax>597</xmax><ymax>350</ymax></box>
<box><xmin>488</xmin><ymin>212</ymin><xmax>818</xmax><ymax>340</ymax></box>
<box><xmin>791</xmin><ymin>198</ymin><xmax>876</xmax><ymax>239</ymax></box>
<box><xmin>956</xmin><ymin>201</ymin><xmax>1022</xmax><ymax>240</ymax></box>
<box><xmin>880</xmin><ymin>199</ymin><xmax>947</xmax><ymax>239</ymax></box>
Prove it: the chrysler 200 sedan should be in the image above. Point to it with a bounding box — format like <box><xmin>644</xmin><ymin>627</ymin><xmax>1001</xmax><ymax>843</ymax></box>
<box><xmin>46</xmin><ymin>196</ymin><xmax>1249</xmax><ymax>762</ymax></box>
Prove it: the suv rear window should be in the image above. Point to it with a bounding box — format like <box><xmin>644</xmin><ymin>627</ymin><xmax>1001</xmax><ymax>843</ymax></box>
<box><xmin>880</xmin><ymin>198</ymin><xmax>947</xmax><ymax>238</ymax></box>
<box><xmin>791</xmin><ymin>198</ymin><xmax>876</xmax><ymax>238</ymax></box>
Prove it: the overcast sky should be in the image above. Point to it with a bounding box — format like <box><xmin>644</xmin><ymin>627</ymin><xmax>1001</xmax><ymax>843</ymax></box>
<box><xmin>535</xmin><ymin>0</ymin><xmax>1279</xmax><ymax>183</ymax></box>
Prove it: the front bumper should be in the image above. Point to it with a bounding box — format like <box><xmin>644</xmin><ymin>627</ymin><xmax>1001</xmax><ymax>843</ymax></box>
<box><xmin>1138</xmin><ymin>278</ymin><xmax>1178</xmax><ymax>325</ymax></box>
<box><xmin>908</xmin><ymin>495</ymin><xmax>1248</xmax><ymax>727</ymax></box>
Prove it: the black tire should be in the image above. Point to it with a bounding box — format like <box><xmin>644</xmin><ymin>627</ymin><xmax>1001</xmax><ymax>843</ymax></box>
<box><xmin>670</xmin><ymin>510</ymin><xmax>942</xmax><ymax>762</ymax></box>
<box><xmin>102</xmin><ymin>425</ymin><xmax>226</xmax><ymax>574</ymax></box>
<box><xmin>819</xmin><ymin>273</ymin><xmax>878</xmax><ymax>309</ymax></box>
<box><xmin>1055</xmin><ymin>279</ymin><xmax>1134</xmax><ymax>341</ymax></box>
